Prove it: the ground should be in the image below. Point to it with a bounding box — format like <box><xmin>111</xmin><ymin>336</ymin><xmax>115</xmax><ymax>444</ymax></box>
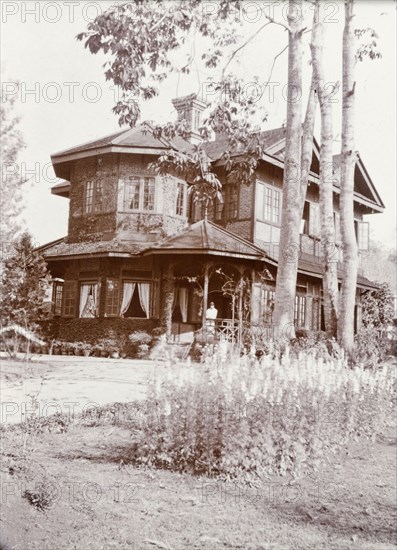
<box><xmin>0</xmin><ymin>356</ymin><xmax>396</xmax><ymax>550</ymax></box>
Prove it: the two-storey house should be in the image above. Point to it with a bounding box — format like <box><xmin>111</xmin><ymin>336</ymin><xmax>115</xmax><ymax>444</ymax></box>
<box><xmin>39</xmin><ymin>94</ymin><xmax>384</xmax><ymax>344</ymax></box>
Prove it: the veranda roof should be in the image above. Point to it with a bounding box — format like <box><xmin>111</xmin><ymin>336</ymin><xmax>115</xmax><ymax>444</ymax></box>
<box><xmin>142</xmin><ymin>219</ymin><xmax>267</xmax><ymax>261</ymax></box>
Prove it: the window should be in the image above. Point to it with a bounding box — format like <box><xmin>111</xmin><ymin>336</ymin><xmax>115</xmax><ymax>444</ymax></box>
<box><xmin>124</xmin><ymin>176</ymin><xmax>155</xmax><ymax>211</ymax></box>
<box><xmin>301</xmin><ymin>201</ymin><xmax>320</xmax><ymax>237</ymax></box>
<box><xmin>227</xmin><ymin>185</ymin><xmax>238</xmax><ymax>220</ymax></box>
<box><xmin>294</xmin><ymin>295</ymin><xmax>306</xmax><ymax>327</ymax></box>
<box><xmin>125</xmin><ymin>177</ymin><xmax>140</xmax><ymax>209</ymax></box>
<box><xmin>106</xmin><ymin>279</ymin><xmax>120</xmax><ymax>317</ymax></box>
<box><xmin>84</xmin><ymin>181</ymin><xmax>103</xmax><ymax>213</ymax></box>
<box><xmin>79</xmin><ymin>283</ymin><xmax>99</xmax><ymax>318</ymax></box>
<box><xmin>175</xmin><ymin>181</ymin><xmax>187</xmax><ymax>216</ymax></box>
<box><xmin>264</xmin><ymin>187</ymin><xmax>280</xmax><ymax>223</ymax></box>
<box><xmin>120</xmin><ymin>281</ymin><xmax>151</xmax><ymax>318</ymax></box>
<box><xmin>256</xmin><ymin>182</ymin><xmax>281</xmax><ymax>224</ymax></box>
<box><xmin>63</xmin><ymin>281</ymin><xmax>77</xmax><ymax>317</ymax></box>
<box><xmin>143</xmin><ymin>178</ymin><xmax>155</xmax><ymax>210</ymax></box>
<box><xmin>52</xmin><ymin>280</ymin><xmax>64</xmax><ymax>316</ymax></box>
<box><xmin>261</xmin><ymin>287</ymin><xmax>275</xmax><ymax>323</ymax></box>
<box><xmin>214</xmin><ymin>196</ymin><xmax>224</xmax><ymax>221</ymax></box>
<box><xmin>355</xmin><ymin>220</ymin><xmax>369</xmax><ymax>251</ymax></box>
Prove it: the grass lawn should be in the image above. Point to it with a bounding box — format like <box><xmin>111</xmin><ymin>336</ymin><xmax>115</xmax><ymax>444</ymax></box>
<box><xmin>1</xmin><ymin>416</ymin><xmax>396</xmax><ymax>549</ymax></box>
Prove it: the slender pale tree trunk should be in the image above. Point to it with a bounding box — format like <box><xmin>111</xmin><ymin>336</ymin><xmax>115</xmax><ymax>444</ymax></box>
<box><xmin>273</xmin><ymin>0</ymin><xmax>304</xmax><ymax>340</ymax></box>
<box><xmin>311</xmin><ymin>0</ymin><xmax>339</xmax><ymax>337</ymax></box>
<box><xmin>161</xmin><ymin>260</ymin><xmax>174</xmax><ymax>341</ymax></box>
<box><xmin>337</xmin><ymin>0</ymin><xmax>358</xmax><ymax>353</ymax></box>
<box><xmin>300</xmin><ymin>72</ymin><xmax>316</xmax><ymax>213</ymax></box>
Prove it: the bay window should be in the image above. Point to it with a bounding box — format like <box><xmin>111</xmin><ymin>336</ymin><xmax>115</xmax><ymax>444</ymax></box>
<box><xmin>124</xmin><ymin>176</ymin><xmax>155</xmax><ymax>211</ymax></box>
<box><xmin>175</xmin><ymin>181</ymin><xmax>187</xmax><ymax>216</ymax></box>
<box><xmin>120</xmin><ymin>281</ymin><xmax>151</xmax><ymax>318</ymax></box>
<box><xmin>79</xmin><ymin>283</ymin><xmax>99</xmax><ymax>318</ymax></box>
<box><xmin>63</xmin><ymin>281</ymin><xmax>77</xmax><ymax>318</ymax></box>
<box><xmin>105</xmin><ymin>279</ymin><xmax>120</xmax><ymax>317</ymax></box>
<box><xmin>84</xmin><ymin>181</ymin><xmax>103</xmax><ymax>213</ymax></box>
<box><xmin>52</xmin><ymin>279</ymin><xmax>64</xmax><ymax>317</ymax></box>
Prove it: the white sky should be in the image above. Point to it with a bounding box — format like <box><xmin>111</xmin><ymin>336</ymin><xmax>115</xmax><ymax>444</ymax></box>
<box><xmin>1</xmin><ymin>0</ymin><xmax>396</xmax><ymax>249</ymax></box>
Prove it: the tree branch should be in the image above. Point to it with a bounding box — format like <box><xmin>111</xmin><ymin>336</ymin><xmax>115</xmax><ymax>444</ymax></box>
<box><xmin>263</xmin><ymin>14</ymin><xmax>291</xmax><ymax>33</ymax></box>
<box><xmin>221</xmin><ymin>21</ymin><xmax>272</xmax><ymax>81</ymax></box>
<box><xmin>262</xmin><ymin>44</ymin><xmax>289</xmax><ymax>90</ymax></box>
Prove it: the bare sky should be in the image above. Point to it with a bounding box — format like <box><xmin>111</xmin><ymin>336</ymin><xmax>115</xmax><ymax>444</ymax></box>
<box><xmin>1</xmin><ymin>0</ymin><xmax>396</xmax><ymax>250</ymax></box>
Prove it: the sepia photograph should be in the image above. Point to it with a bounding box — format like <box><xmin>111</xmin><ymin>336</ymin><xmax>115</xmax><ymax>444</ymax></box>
<box><xmin>0</xmin><ymin>1</ymin><xmax>396</xmax><ymax>549</ymax></box>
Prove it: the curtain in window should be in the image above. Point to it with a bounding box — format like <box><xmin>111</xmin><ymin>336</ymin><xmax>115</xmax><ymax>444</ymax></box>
<box><xmin>120</xmin><ymin>283</ymin><xmax>136</xmax><ymax>316</ymax></box>
<box><xmin>138</xmin><ymin>283</ymin><xmax>150</xmax><ymax>318</ymax></box>
<box><xmin>178</xmin><ymin>287</ymin><xmax>188</xmax><ymax>323</ymax></box>
<box><xmin>80</xmin><ymin>284</ymin><xmax>97</xmax><ymax>318</ymax></box>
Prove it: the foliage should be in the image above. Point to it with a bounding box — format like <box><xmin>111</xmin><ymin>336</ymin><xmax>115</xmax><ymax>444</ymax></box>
<box><xmin>1</xmin><ymin>233</ymin><xmax>50</xmax><ymax>354</ymax></box>
<box><xmin>41</xmin><ymin>317</ymin><xmax>158</xmax><ymax>346</ymax></box>
<box><xmin>0</xmin><ymin>82</ymin><xmax>26</xmax><ymax>252</ymax></box>
<box><xmin>361</xmin><ymin>283</ymin><xmax>395</xmax><ymax>328</ymax></box>
<box><xmin>77</xmin><ymin>1</ymin><xmax>242</xmax><ymax>126</ymax></box>
<box><xmin>353</xmin><ymin>326</ymin><xmax>391</xmax><ymax>370</ymax></box>
<box><xmin>129</xmin><ymin>351</ymin><xmax>396</xmax><ymax>480</ymax></box>
<box><xmin>355</xmin><ymin>283</ymin><xmax>396</xmax><ymax>368</ymax></box>
<box><xmin>22</xmin><ymin>482</ymin><xmax>56</xmax><ymax>511</ymax></box>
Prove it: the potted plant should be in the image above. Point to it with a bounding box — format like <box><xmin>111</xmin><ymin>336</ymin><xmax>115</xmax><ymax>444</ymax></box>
<box><xmin>128</xmin><ymin>331</ymin><xmax>152</xmax><ymax>359</ymax></box>
<box><xmin>100</xmin><ymin>336</ymin><xmax>120</xmax><ymax>358</ymax></box>
<box><xmin>82</xmin><ymin>343</ymin><xmax>92</xmax><ymax>357</ymax></box>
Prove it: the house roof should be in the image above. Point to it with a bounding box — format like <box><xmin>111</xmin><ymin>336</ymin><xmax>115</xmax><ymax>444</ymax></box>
<box><xmin>51</xmin><ymin>123</ymin><xmax>192</xmax><ymax>161</ymax></box>
<box><xmin>50</xmin><ymin>122</ymin><xmax>384</xmax><ymax>212</ymax></box>
<box><xmin>203</xmin><ymin>127</ymin><xmax>287</xmax><ymax>161</ymax></box>
<box><xmin>39</xmin><ymin>237</ymin><xmax>147</xmax><ymax>260</ymax></box>
<box><xmin>39</xmin><ymin>221</ymin><xmax>267</xmax><ymax>263</ymax></box>
<box><xmin>142</xmin><ymin>219</ymin><xmax>268</xmax><ymax>261</ymax></box>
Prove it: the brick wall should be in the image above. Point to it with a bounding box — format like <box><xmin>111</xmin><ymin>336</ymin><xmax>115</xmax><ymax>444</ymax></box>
<box><xmin>68</xmin><ymin>155</ymin><xmax>118</xmax><ymax>242</ymax></box>
<box><xmin>67</xmin><ymin>153</ymin><xmax>189</xmax><ymax>243</ymax></box>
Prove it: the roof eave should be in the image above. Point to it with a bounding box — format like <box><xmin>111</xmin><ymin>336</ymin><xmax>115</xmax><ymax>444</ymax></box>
<box><xmin>141</xmin><ymin>247</ymin><xmax>266</xmax><ymax>261</ymax></box>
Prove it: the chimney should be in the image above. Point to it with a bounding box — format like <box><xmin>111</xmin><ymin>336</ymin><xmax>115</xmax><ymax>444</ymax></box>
<box><xmin>172</xmin><ymin>93</ymin><xmax>207</xmax><ymax>144</ymax></box>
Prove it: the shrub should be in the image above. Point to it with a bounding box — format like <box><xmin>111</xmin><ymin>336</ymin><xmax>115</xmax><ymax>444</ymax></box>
<box><xmin>354</xmin><ymin>326</ymin><xmax>392</xmax><ymax>369</ymax></box>
<box><xmin>124</xmin><ymin>331</ymin><xmax>153</xmax><ymax>358</ymax></box>
<box><xmin>130</xmin><ymin>350</ymin><xmax>396</xmax><ymax>480</ymax></box>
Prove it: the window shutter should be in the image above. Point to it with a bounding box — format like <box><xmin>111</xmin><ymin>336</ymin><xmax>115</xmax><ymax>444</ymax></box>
<box><xmin>309</xmin><ymin>203</ymin><xmax>320</xmax><ymax>237</ymax></box>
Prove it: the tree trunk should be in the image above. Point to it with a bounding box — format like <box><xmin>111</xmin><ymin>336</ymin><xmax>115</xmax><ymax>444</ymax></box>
<box><xmin>273</xmin><ymin>0</ymin><xmax>304</xmax><ymax>340</ymax></box>
<box><xmin>311</xmin><ymin>0</ymin><xmax>339</xmax><ymax>337</ymax></box>
<box><xmin>300</xmin><ymin>71</ymin><xmax>316</xmax><ymax>213</ymax></box>
<box><xmin>161</xmin><ymin>260</ymin><xmax>174</xmax><ymax>342</ymax></box>
<box><xmin>337</xmin><ymin>0</ymin><xmax>358</xmax><ymax>353</ymax></box>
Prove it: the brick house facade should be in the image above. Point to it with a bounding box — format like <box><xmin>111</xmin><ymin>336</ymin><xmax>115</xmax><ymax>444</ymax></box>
<box><xmin>39</xmin><ymin>94</ymin><xmax>385</xmax><ymax>344</ymax></box>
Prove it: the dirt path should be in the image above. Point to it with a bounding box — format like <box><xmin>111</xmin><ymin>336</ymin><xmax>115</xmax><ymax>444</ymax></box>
<box><xmin>0</xmin><ymin>355</ymin><xmax>192</xmax><ymax>424</ymax></box>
